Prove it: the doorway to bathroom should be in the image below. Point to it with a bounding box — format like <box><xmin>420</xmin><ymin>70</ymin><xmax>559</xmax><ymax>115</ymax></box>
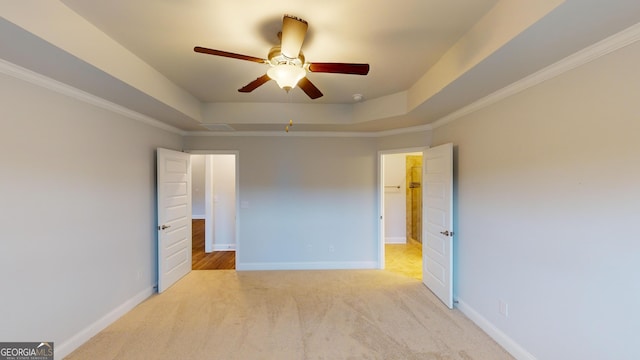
<box><xmin>380</xmin><ymin>149</ymin><xmax>424</xmax><ymax>280</ymax></box>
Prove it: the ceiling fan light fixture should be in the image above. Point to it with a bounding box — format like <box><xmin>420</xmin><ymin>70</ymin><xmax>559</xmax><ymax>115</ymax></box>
<box><xmin>267</xmin><ymin>64</ymin><xmax>306</xmax><ymax>90</ymax></box>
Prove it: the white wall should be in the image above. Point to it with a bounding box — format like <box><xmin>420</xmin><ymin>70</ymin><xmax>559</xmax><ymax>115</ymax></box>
<box><xmin>211</xmin><ymin>154</ymin><xmax>236</xmax><ymax>250</ymax></box>
<box><xmin>190</xmin><ymin>154</ymin><xmax>236</xmax><ymax>249</ymax></box>
<box><xmin>184</xmin><ymin>135</ymin><xmax>379</xmax><ymax>269</ymax></box>
<box><xmin>383</xmin><ymin>153</ymin><xmax>406</xmax><ymax>243</ymax></box>
<box><xmin>377</xmin><ymin>129</ymin><xmax>432</xmax><ymax>150</ymax></box>
<box><xmin>0</xmin><ymin>71</ymin><xmax>182</xmax><ymax>357</ymax></box>
<box><xmin>431</xmin><ymin>41</ymin><xmax>640</xmax><ymax>359</ymax></box>
<box><xmin>191</xmin><ymin>154</ymin><xmax>206</xmax><ymax>218</ymax></box>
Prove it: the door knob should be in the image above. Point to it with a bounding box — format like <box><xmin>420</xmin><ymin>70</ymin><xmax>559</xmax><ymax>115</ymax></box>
<box><xmin>440</xmin><ymin>230</ymin><xmax>454</xmax><ymax>236</ymax></box>
<box><xmin>159</xmin><ymin>224</ymin><xmax>171</xmax><ymax>230</ymax></box>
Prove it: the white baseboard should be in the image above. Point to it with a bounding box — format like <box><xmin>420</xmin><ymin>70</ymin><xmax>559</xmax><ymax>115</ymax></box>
<box><xmin>212</xmin><ymin>244</ymin><xmax>236</xmax><ymax>251</ymax></box>
<box><xmin>455</xmin><ymin>298</ymin><xmax>537</xmax><ymax>360</ymax></box>
<box><xmin>236</xmin><ymin>261</ymin><xmax>378</xmax><ymax>271</ymax></box>
<box><xmin>385</xmin><ymin>237</ymin><xmax>407</xmax><ymax>244</ymax></box>
<box><xmin>54</xmin><ymin>286</ymin><xmax>154</xmax><ymax>360</ymax></box>
<box><xmin>192</xmin><ymin>215</ymin><xmax>205</xmax><ymax>220</ymax></box>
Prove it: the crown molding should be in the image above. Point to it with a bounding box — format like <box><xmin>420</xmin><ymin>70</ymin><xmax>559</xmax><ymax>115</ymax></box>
<box><xmin>184</xmin><ymin>123</ymin><xmax>433</xmax><ymax>138</ymax></box>
<box><xmin>1</xmin><ymin>56</ymin><xmax>428</xmax><ymax>139</ymax></box>
<box><xmin>185</xmin><ymin>130</ymin><xmax>380</xmax><ymax>138</ymax></box>
<box><xmin>430</xmin><ymin>21</ymin><xmax>640</xmax><ymax>130</ymax></box>
<box><xmin>0</xmin><ymin>59</ymin><xmax>185</xmax><ymax>135</ymax></box>
<box><xmin>5</xmin><ymin>21</ymin><xmax>638</xmax><ymax>138</ymax></box>
<box><xmin>375</xmin><ymin>123</ymin><xmax>433</xmax><ymax>137</ymax></box>
<box><xmin>184</xmin><ymin>22</ymin><xmax>640</xmax><ymax>137</ymax></box>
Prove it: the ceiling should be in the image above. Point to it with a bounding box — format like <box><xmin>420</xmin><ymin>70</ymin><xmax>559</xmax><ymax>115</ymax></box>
<box><xmin>1</xmin><ymin>0</ymin><xmax>640</xmax><ymax>134</ymax></box>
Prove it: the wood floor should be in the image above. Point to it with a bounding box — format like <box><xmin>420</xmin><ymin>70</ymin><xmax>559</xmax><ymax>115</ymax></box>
<box><xmin>192</xmin><ymin>219</ymin><xmax>235</xmax><ymax>270</ymax></box>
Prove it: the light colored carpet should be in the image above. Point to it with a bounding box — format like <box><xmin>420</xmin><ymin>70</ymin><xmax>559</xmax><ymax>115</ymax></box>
<box><xmin>66</xmin><ymin>270</ymin><xmax>512</xmax><ymax>360</ymax></box>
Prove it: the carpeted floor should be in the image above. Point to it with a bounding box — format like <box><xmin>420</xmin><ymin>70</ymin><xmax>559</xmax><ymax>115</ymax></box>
<box><xmin>66</xmin><ymin>270</ymin><xmax>512</xmax><ymax>359</ymax></box>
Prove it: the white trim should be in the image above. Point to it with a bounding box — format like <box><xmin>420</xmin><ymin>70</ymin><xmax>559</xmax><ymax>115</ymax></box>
<box><xmin>431</xmin><ymin>21</ymin><xmax>640</xmax><ymax>130</ymax></box>
<box><xmin>455</xmin><ymin>298</ymin><xmax>537</xmax><ymax>360</ymax></box>
<box><xmin>183</xmin><ymin>22</ymin><xmax>640</xmax><ymax>138</ymax></box>
<box><xmin>204</xmin><ymin>155</ymin><xmax>214</xmax><ymax>253</ymax></box>
<box><xmin>375</xmin><ymin>123</ymin><xmax>433</xmax><ymax>137</ymax></box>
<box><xmin>185</xmin><ymin>130</ymin><xmax>380</xmax><ymax>138</ymax></box>
<box><xmin>0</xmin><ymin>55</ymin><xmax>428</xmax><ymax>139</ymax></box>
<box><xmin>54</xmin><ymin>286</ymin><xmax>154</xmax><ymax>360</ymax></box>
<box><xmin>184</xmin><ymin>123</ymin><xmax>434</xmax><ymax>138</ymax></box>
<box><xmin>385</xmin><ymin>237</ymin><xmax>407</xmax><ymax>244</ymax></box>
<box><xmin>4</xmin><ymin>21</ymin><xmax>638</xmax><ymax>139</ymax></box>
<box><xmin>187</xmin><ymin>150</ymin><xmax>240</xmax><ymax>155</ymax></box>
<box><xmin>236</xmin><ymin>261</ymin><xmax>378</xmax><ymax>271</ymax></box>
<box><xmin>0</xmin><ymin>59</ymin><xmax>185</xmax><ymax>135</ymax></box>
<box><xmin>213</xmin><ymin>244</ymin><xmax>236</xmax><ymax>251</ymax></box>
<box><xmin>192</xmin><ymin>214</ymin><xmax>205</xmax><ymax>220</ymax></box>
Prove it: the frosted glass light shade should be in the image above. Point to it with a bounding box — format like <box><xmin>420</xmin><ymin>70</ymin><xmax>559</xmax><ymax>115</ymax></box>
<box><xmin>267</xmin><ymin>64</ymin><xmax>306</xmax><ymax>90</ymax></box>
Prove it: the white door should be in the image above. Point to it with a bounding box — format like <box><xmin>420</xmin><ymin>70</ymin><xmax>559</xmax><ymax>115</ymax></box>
<box><xmin>157</xmin><ymin>148</ymin><xmax>192</xmax><ymax>293</ymax></box>
<box><xmin>422</xmin><ymin>143</ymin><xmax>454</xmax><ymax>308</ymax></box>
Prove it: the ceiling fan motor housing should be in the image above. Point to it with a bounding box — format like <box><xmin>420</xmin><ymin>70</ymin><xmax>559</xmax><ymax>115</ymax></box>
<box><xmin>268</xmin><ymin>45</ymin><xmax>305</xmax><ymax>68</ymax></box>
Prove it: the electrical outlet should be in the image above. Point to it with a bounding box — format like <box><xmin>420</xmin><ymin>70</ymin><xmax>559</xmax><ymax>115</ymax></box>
<box><xmin>499</xmin><ymin>300</ymin><xmax>509</xmax><ymax>318</ymax></box>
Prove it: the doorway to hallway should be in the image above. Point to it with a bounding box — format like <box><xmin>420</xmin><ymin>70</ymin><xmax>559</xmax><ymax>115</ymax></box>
<box><xmin>190</xmin><ymin>152</ymin><xmax>238</xmax><ymax>270</ymax></box>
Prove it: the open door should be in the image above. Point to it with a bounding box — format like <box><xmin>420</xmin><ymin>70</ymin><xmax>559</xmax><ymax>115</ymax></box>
<box><xmin>157</xmin><ymin>148</ymin><xmax>192</xmax><ymax>293</ymax></box>
<box><xmin>422</xmin><ymin>143</ymin><xmax>454</xmax><ymax>308</ymax></box>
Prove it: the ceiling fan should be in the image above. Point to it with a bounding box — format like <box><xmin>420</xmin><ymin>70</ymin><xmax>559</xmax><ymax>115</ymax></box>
<box><xmin>194</xmin><ymin>15</ymin><xmax>370</xmax><ymax>100</ymax></box>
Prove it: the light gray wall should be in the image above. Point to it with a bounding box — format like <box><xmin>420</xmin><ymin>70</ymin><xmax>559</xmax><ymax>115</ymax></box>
<box><xmin>0</xmin><ymin>72</ymin><xmax>182</xmax><ymax>354</ymax></box>
<box><xmin>383</xmin><ymin>153</ymin><xmax>407</xmax><ymax>243</ymax></box>
<box><xmin>184</xmin><ymin>135</ymin><xmax>379</xmax><ymax>269</ymax></box>
<box><xmin>191</xmin><ymin>154</ymin><xmax>206</xmax><ymax>218</ymax></box>
<box><xmin>211</xmin><ymin>154</ymin><xmax>236</xmax><ymax>249</ymax></box>
<box><xmin>431</xmin><ymin>41</ymin><xmax>640</xmax><ymax>359</ymax></box>
<box><xmin>377</xmin><ymin>129</ymin><xmax>432</xmax><ymax>150</ymax></box>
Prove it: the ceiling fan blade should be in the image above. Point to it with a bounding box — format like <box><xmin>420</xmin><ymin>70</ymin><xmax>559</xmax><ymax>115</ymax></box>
<box><xmin>238</xmin><ymin>74</ymin><xmax>271</xmax><ymax>93</ymax></box>
<box><xmin>308</xmin><ymin>62</ymin><xmax>370</xmax><ymax>75</ymax></box>
<box><xmin>298</xmin><ymin>77</ymin><xmax>323</xmax><ymax>99</ymax></box>
<box><xmin>194</xmin><ymin>46</ymin><xmax>267</xmax><ymax>64</ymax></box>
<box><xmin>281</xmin><ymin>15</ymin><xmax>308</xmax><ymax>59</ymax></box>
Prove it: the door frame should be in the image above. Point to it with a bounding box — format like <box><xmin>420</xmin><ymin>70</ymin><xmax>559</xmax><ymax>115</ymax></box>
<box><xmin>188</xmin><ymin>150</ymin><xmax>240</xmax><ymax>268</ymax></box>
<box><xmin>377</xmin><ymin>147</ymin><xmax>427</xmax><ymax>269</ymax></box>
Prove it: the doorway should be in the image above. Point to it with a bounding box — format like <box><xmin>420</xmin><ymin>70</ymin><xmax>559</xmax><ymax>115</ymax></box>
<box><xmin>190</xmin><ymin>152</ymin><xmax>238</xmax><ymax>270</ymax></box>
<box><xmin>380</xmin><ymin>149</ymin><xmax>424</xmax><ymax>279</ymax></box>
